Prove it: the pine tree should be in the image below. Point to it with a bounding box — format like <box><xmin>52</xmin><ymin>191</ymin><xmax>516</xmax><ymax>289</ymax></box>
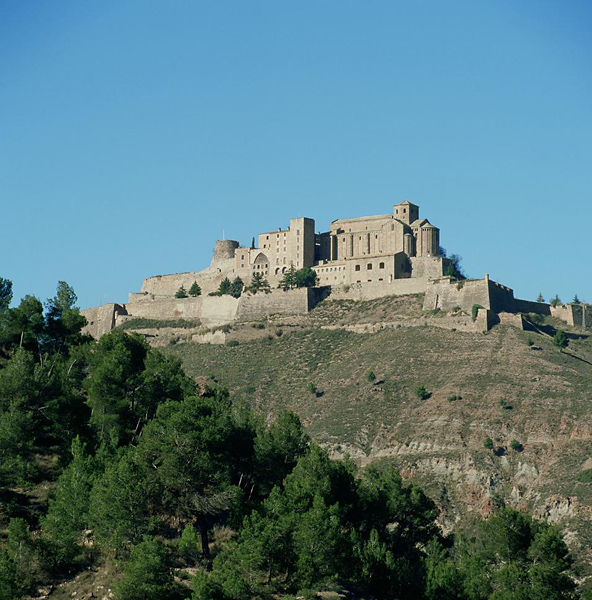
<box><xmin>188</xmin><ymin>281</ymin><xmax>201</xmax><ymax>297</ymax></box>
<box><xmin>114</xmin><ymin>537</ymin><xmax>175</xmax><ymax>600</ymax></box>
<box><xmin>230</xmin><ymin>277</ymin><xmax>244</xmax><ymax>298</ymax></box>
<box><xmin>279</xmin><ymin>265</ymin><xmax>297</xmax><ymax>290</ymax></box>
<box><xmin>536</xmin><ymin>292</ymin><xmax>544</xmax><ymax>303</ymax></box>
<box><xmin>175</xmin><ymin>285</ymin><xmax>188</xmax><ymax>299</ymax></box>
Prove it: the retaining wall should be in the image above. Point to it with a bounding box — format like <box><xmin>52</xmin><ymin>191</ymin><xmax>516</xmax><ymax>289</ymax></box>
<box><xmin>329</xmin><ymin>278</ymin><xmax>428</xmax><ymax>301</ymax></box>
<box><xmin>82</xmin><ymin>303</ymin><xmax>128</xmax><ymax>339</ymax></box>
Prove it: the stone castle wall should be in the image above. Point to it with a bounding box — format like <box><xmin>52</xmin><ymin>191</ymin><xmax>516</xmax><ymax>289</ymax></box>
<box><xmin>236</xmin><ymin>287</ymin><xmax>328</xmax><ymax>321</ymax></box>
<box><xmin>125</xmin><ymin>295</ymin><xmax>240</xmax><ymax>327</ymax></box>
<box><xmin>82</xmin><ymin>303</ymin><xmax>127</xmax><ymax>339</ymax></box>
<box><xmin>423</xmin><ymin>278</ymin><xmax>491</xmax><ymax>312</ymax></box>
<box><xmin>329</xmin><ymin>278</ymin><xmax>428</xmax><ymax>301</ymax></box>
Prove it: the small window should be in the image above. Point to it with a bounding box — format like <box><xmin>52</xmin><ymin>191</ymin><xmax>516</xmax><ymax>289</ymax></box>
<box><xmin>297</xmin><ymin>230</ymin><xmax>300</xmax><ymax>235</ymax></box>
<box><xmin>241</xmin><ymin>264</ymin><xmax>244</xmax><ymax>268</ymax></box>
<box><xmin>403</xmin><ymin>208</ymin><xmax>406</xmax><ymax>213</ymax></box>
<box><xmin>241</xmin><ymin>254</ymin><xmax>245</xmax><ymax>260</ymax></box>
<box><xmin>367</xmin><ymin>264</ymin><xmax>373</xmax><ymax>270</ymax></box>
<box><xmin>355</xmin><ymin>265</ymin><xmax>361</xmax><ymax>272</ymax></box>
<box><xmin>379</xmin><ymin>262</ymin><xmax>385</xmax><ymax>269</ymax></box>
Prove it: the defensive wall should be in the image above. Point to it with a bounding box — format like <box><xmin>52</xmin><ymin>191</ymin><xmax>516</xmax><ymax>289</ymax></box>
<box><xmin>424</xmin><ymin>276</ymin><xmax>516</xmax><ymax>313</ymax></box>
<box><xmin>82</xmin><ymin>303</ymin><xmax>128</xmax><ymax>339</ymax></box>
<box><xmin>82</xmin><ymin>288</ymin><xmax>329</xmax><ymax>340</ymax></box>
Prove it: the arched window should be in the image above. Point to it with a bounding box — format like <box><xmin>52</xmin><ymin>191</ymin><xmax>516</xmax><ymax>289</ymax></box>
<box><xmin>379</xmin><ymin>262</ymin><xmax>385</xmax><ymax>269</ymax></box>
<box><xmin>367</xmin><ymin>264</ymin><xmax>373</xmax><ymax>270</ymax></box>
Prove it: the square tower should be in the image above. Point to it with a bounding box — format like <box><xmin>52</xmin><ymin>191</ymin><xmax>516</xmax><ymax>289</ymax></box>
<box><xmin>393</xmin><ymin>201</ymin><xmax>419</xmax><ymax>225</ymax></box>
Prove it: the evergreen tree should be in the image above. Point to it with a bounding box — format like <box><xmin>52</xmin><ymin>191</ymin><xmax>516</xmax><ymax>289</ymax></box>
<box><xmin>7</xmin><ymin>518</ymin><xmax>35</xmax><ymax>595</ymax></box>
<box><xmin>0</xmin><ymin>549</ymin><xmax>18</xmax><ymax>600</ymax></box>
<box><xmin>175</xmin><ymin>285</ymin><xmax>188</xmax><ymax>298</ymax></box>
<box><xmin>572</xmin><ymin>294</ymin><xmax>580</xmax><ymax>304</ymax></box>
<box><xmin>189</xmin><ymin>281</ymin><xmax>202</xmax><ymax>297</ymax></box>
<box><xmin>89</xmin><ymin>449</ymin><xmax>150</xmax><ymax>555</ymax></box>
<box><xmin>457</xmin><ymin>508</ymin><xmax>576</xmax><ymax>600</ymax></box>
<box><xmin>295</xmin><ymin>267</ymin><xmax>318</xmax><ymax>288</ymax></box>
<box><xmin>248</xmin><ymin>272</ymin><xmax>270</xmax><ymax>293</ymax></box>
<box><xmin>553</xmin><ymin>330</ymin><xmax>568</xmax><ymax>351</ymax></box>
<box><xmin>114</xmin><ymin>537</ymin><xmax>176</xmax><ymax>600</ymax></box>
<box><xmin>551</xmin><ymin>294</ymin><xmax>562</xmax><ymax>307</ymax></box>
<box><xmin>0</xmin><ymin>348</ymin><xmax>37</xmax><ymax>483</ymax></box>
<box><xmin>0</xmin><ymin>277</ymin><xmax>12</xmax><ymax>312</ymax></box>
<box><xmin>251</xmin><ymin>237</ymin><xmax>256</xmax><ymax>249</ymax></box>
<box><xmin>536</xmin><ymin>292</ymin><xmax>545</xmax><ymax>303</ymax></box>
<box><xmin>41</xmin><ymin>437</ymin><xmax>96</xmax><ymax>569</ymax></box>
<box><xmin>44</xmin><ymin>281</ymin><xmax>88</xmax><ymax>352</ymax></box>
<box><xmin>136</xmin><ymin>393</ymin><xmax>242</xmax><ymax>561</ymax></box>
<box><xmin>229</xmin><ymin>276</ymin><xmax>244</xmax><ymax>298</ymax></box>
<box><xmin>279</xmin><ymin>265</ymin><xmax>297</xmax><ymax>290</ymax></box>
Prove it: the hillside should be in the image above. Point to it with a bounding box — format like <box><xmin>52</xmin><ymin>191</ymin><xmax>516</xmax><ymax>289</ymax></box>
<box><xmin>164</xmin><ymin>294</ymin><xmax>592</xmax><ymax>577</ymax></box>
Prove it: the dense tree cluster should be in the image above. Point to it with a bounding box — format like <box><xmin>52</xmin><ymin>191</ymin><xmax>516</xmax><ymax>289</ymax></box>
<box><xmin>279</xmin><ymin>266</ymin><xmax>318</xmax><ymax>290</ymax></box>
<box><xmin>0</xmin><ymin>276</ymin><xmax>584</xmax><ymax>599</ymax></box>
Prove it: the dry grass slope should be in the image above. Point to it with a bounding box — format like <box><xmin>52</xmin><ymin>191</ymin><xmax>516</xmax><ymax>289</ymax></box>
<box><xmin>165</xmin><ymin>295</ymin><xmax>592</xmax><ymax>576</ymax></box>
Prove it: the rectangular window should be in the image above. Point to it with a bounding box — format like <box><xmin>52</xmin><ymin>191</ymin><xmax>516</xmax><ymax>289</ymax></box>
<box><xmin>355</xmin><ymin>265</ymin><xmax>361</xmax><ymax>272</ymax></box>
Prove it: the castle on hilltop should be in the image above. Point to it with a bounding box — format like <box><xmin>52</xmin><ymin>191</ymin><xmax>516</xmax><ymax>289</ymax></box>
<box><xmin>210</xmin><ymin>200</ymin><xmax>445</xmax><ymax>289</ymax></box>
<box><xmin>81</xmin><ymin>200</ymin><xmax>590</xmax><ymax>341</ymax></box>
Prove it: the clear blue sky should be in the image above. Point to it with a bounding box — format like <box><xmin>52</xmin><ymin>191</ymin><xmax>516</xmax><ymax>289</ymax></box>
<box><xmin>2</xmin><ymin>1</ymin><xmax>591</xmax><ymax>309</ymax></box>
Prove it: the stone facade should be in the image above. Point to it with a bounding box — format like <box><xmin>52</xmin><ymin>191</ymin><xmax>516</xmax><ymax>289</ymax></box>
<box><xmin>138</xmin><ymin>200</ymin><xmax>445</xmax><ymax>298</ymax></box>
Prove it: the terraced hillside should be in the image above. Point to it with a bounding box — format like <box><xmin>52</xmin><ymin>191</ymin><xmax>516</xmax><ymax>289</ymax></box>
<box><xmin>163</xmin><ymin>294</ymin><xmax>592</xmax><ymax>578</ymax></box>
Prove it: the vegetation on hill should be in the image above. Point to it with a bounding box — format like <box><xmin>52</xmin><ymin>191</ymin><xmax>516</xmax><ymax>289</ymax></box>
<box><xmin>0</xmin><ymin>278</ymin><xmax>589</xmax><ymax>599</ymax></box>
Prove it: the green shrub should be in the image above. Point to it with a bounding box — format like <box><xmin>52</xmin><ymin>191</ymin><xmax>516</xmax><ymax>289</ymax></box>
<box><xmin>227</xmin><ymin>340</ymin><xmax>240</xmax><ymax>347</ymax></box>
<box><xmin>251</xmin><ymin>322</ymin><xmax>265</xmax><ymax>329</ymax></box>
<box><xmin>484</xmin><ymin>437</ymin><xmax>494</xmax><ymax>450</ymax></box>
<box><xmin>471</xmin><ymin>304</ymin><xmax>484</xmax><ymax>321</ymax></box>
<box><xmin>307</xmin><ymin>382</ymin><xmax>317</xmax><ymax>395</ymax></box>
<box><xmin>178</xmin><ymin>524</ymin><xmax>198</xmax><ymax>563</ymax></box>
<box><xmin>447</xmin><ymin>395</ymin><xmax>461</xmax><ymax>402</ymax></box>
<box><xmin>414</xmin><ymin>385</ymin><xmax>431</xmax><ymax>400</ymax></box>
<box><xmin>366</xmin><ymin>371</ymin><xmax>376</xmax><ymax>383</ymax></box>
<box><xmin>526</xmin><ymin>337</ymin><xmax>534</xmax><ymax>346</ymax></box>
<box><xmin>510</xmin><ymin>439</ymin><xmax>522</xmax><ymax>451</ymax></box>
<box><xmin>576</xmin><ymin>469</ymin><xmax>592</xmax><ymax>483</ymax></box>
<box><xmin>119</xmin><ymin>317</ymin><xmax>200</xmax><ymax>330</ymax></box>
<box><xmin>553</xmin><ymin>330</ymin><xmax>568</xmax><ymax>350</ymax></box>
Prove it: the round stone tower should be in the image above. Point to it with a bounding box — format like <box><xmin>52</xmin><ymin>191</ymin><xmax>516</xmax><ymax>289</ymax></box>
<box><xmin>212</xmin><ymin>239</ymin><xmax>239</xmax><ymax>264</ymax></box>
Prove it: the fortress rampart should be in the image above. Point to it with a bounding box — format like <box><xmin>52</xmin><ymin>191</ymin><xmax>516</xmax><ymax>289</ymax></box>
<box><xmin>81</xmin><ymin>200</ymin><xmax>589</xmax><ymax>340</ymax></box>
